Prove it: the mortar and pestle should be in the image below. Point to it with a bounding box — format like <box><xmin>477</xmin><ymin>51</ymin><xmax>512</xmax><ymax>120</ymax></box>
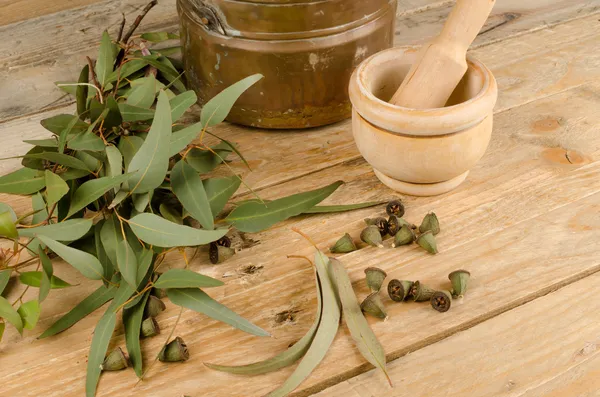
<box><xmin>349</xmin><ymin>0</ymin><xmax>498</xmax><ymax>196</ymax></box>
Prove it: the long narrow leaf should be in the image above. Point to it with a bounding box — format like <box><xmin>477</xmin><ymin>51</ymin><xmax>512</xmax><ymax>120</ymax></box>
<box><xmin>123</xmin><ymin>292</ymin><xmax>149</xmax><ymax>377</ymax></box>
<box><xmin>38</xmin><ymin>236</ymin><xmax>104</xmax><ymax>280</ymax></box>
<box><xmin>116</xmin><ymin>237</ymin><xmax>138</xmax><ymax>288</ymax></box>
<box><xmin>95</xmin><ymin>31</ymin><xmax>115</xmax><ymax>87</ymax></box>
<box><xmin>204</xmin><ymin>176</ymin><xmax>242</xmax><ymax>216</ymax></box>
<box><xmin>171</xmin><ymin>160</ymin><xmax>213</xmax><ymax>229</ymax></box>
<box><xmin>18</xmin><ymin>218</ymin><xmax>92</xmax><ymax>241</ymax></box>
<box><xmin>0</xmin><ymin>296</ymin><xmax>23</xmax><ymax>334</ymax></box>
<box><xmin>66</xmin><ymin>174</ymin><xmax>131</xmax><ymax>218</ymax></box>
<box><xmin>86</xmin><ymin>310</ymin><xmax>117</xmax><ymax>397</ymax></box>
<box><xmin>304</xmin><ymin>201</ymin><xmax>386</xmax><ymax>214</ymax></box>
<box><xmin>0</xmin><ymin>168</ymin><xmax>45</xmax><ymax>195</ymax></box>
<box><xmin>154</xmin><ymin>269</ymin><xmax>223</xmax><ymax>289</ymax></box>
<box><xmin>0</xmin><ymin>270</ymin><xmax>10</xmax><ymax>295</ymax></box>
<box><xmin>76</xmin><ymin>64</ymin><xmax>89</xmax><ymax>119</ymax></box>
<box><xmin>44</xmin><ymin>170</ymin><xmax>69</xmax><ymax>206</ymax></box>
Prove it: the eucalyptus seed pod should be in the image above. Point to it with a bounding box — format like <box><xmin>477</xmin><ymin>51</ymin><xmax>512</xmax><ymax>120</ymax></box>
<box><xmin>141</xmin><ymin>317</ymin><xmax>160</xmax><ymax>338</ymax></box>
<box><xmin>386</xmin><ymin>200</ymin><xmax>405</xmax><ymax>217</ymax></box>
<box><xmin>364</xmin><ymin>267</ymin><xmax>387</xmax><ymax>293</ymax></box>
<box><xmin>216</xmin><ymin>235</ymin><xmax>232</xmax><ymax>248</ymax></box>
<box><xmin>387</xmin><ymin>279</ymin><xmax>414</xmax><ymax>302</ymax></box>
<box><xmin>364</xmin><ymin>217</ymin><xmax>389</xmax><ymax>235</ymax></box>
<box><xmin>360</xmin><ymin>292</ymin><xmax>388</xmax><ymax>319</ymax></box>
<box><xmin>144</xmin><ymin>295</ymin><xmax>166</xmax><ymax>318</ymax></box>
<box><xmin>209</xmin><ymin>243</ymin><xmax>236</xmax><ymax>264</ymax></box>
<box><xmin>419</xmin><ymin>212</ymin><xmax>440</xmax><ymax>235</ymax></box>
<box><xmin>159</xmin><ymin>336</ymin><xmax>190</xmax><ymax>362</ymax></box>
<box><xmin>360</xmin><ymin>225</ymin><xmax>384</xmax><ymax>248</ymax></box>
<box><xmin>448</xmin><ymin>269</ymin><xmax>471</xmax><ymax>297</ymax></box>
<box><xmin>410</xmin><ymin>281</ymin><xmax>437</xmax><ymax>302</ymax></box>
<box><xmin>392</xmin><ymin>225</ymin><xmax>416</xmax><ymax>248</ymax></box>
<box><xmin>101</xmin><ymin>347</ymin><xmax>129</xmax><ymax>371</ymax></box>
<box><xmin>416</xmin><ymin>231</ymin><xmax>438</xmax><ymax>254</ymax></box>
<box><xmin>387</xmin><ymin>215</ymin><xmax>400</xmax><ymax>236</ymax></box>
<box><xmin>430</xmin><ymin>290</ymin><xmax>453</xmax><ymax>313</ymax></box>
<box><xmin>329</xmin><ymin>233</ymin><xmax>357</xmax><ymax>254</ymax></box>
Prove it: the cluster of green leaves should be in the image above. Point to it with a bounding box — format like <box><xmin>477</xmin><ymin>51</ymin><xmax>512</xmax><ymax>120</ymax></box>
<box><xmin>0</xmin><ymin>27</ymin><xmax>383</xmax><ymax>397</ymax></box>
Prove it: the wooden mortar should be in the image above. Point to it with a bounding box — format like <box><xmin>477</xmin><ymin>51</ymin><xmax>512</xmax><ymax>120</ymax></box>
<box><xmin>349</xmin><ymin>47</ymin><xmax>498</xmax><ymax>196</ymax></box>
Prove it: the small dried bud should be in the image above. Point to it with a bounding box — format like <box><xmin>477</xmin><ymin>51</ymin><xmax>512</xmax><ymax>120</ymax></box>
<box><xmin>101</xmin><ymin>347</ymin><xmax>129</xmax><ymax>371</ymax></box>
<box><xmin>141</xmin><ymin>317</ymin><xmax>160</xmax><ymax>338</ymax></box>
<box><xmin>430</xmin><ymin>290</ymin><xmax>452</xmax><ymax>313</ymax></box>
<box><xmin>386</xmin><ymin>200</ymin><xmax>405</xmax><ymax>217</ymax></box>
<box><xmin>410</xmin><ymin>281</ymin><xmax>437</xmax><ymax>302</ymax></box>
<box><xmin>364</xmin><ymin>267</ymin><xmax>387</xmax><ymax>293</ymax></box>
<box><xmin>360</xmin><ymin>225</ymin><xmax>384</xmax><ymax>248</ymax></box>
<box><xmin>416</xmin><ymin>231</ymin><xmax>438</xmax><ymax>254</ymax></box>
<box><xmin>360</xmin><ymin>292</ymin><xmax>388</xmax><ymax>319</ymax></box>
<box><xmin>387</xmin><ymin>279</ymin><xmax>414</xmax><ymax>302</ymax></box>
<box><xmin>216</xmin><ymin>236</ymin><xmax>232</xmax><ymax>248</ymax></box>
<box><xmin>364</xmin><ymin>217</ymin><xmax>389</xmax><ymax>235</ymax></box>
<box><xmin>392</xmin><ymin>225</ymin><xmax>416</xmax><ymax>248</ymax></box>
<box><xmin>419</xmin><ymin>212</ymin><xmax>440</xmax><ymax>235</ymax></box>
<box><xmin>209</xmin><ymin>243</ymin><xmax>236</xmax><ymax>264</ymax></box>
<box><xmin>387</xmin><ymin>215</ymin><xmax>400</xmax><ymax>236</ymax></box>
<box><xmin>448</xmin><ymin>269</ymin><xmax>471</xmax><ymax>297</ymax></box>
<box><xmin>329</xmin><ymin>233</ymin><xmax>357</xmax><ymax>254</ymax></box>
<box><xmin>159</xmin><ymin>336</ymin><xmax>189</xmax><ymax>362</ymax></box>
<box><xmin>144</xmin><ymin>295</ymin><xmax>166</xmax><ymax>318</ymax></box>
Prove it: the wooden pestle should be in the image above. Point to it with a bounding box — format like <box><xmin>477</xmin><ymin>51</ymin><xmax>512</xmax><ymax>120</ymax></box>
<box><xmin>389</xmin><ymin>0</ymin><xmax>496</xmax><ymax>109</ymax></box>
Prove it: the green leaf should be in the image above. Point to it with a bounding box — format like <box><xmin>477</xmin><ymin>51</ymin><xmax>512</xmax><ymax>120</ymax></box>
<box><xmin>18</xmin><ymin>218</ymin><xmax>93</xmax><ymax>241</ymax></box>
<box><xmin>0</xmin><ymin>211</ymin><xmax>17</xmax><ymax>239</ymax></box>
<box><xmin>76</xmin><ymin>64</ymin><xmax>89</xmax><ymax>119</ymax></box>
<box><xmin>0</xmin><ymin>296</ymin><xmax>23</xmax><ymax>334</ymax></box>
<box><xmin>159</xmin><ymin>203</ymin><xmax>182</xmax><ymax>224</ymax></box>
<box><xmin>118</xmin><ymin>103</ymin><xmax>155</xmax><ymax>122</ymax></box>
<box><xmin>74</xmin><ymin>151</ymin><xmax>101</xmax><ymax>173</ymax></box>
<box><xmin>68</xmin><ymin>131</ymin><xmax>105</xmax><ymax>152</ymax></box>
<box><xmin>58</xmin><ymin>112</ymin><xmax>81</xmax><ymax>154</ymax></box>
<box><xmin>141</xmin><ymin>31</ymin><xmax>179</xmax><ymax>42</ymax></box>
<box><xmin>0</xmin><ymin>322</ymin><xmax>4</xmax><ymax>343</ymax></box>
<box><xmin>154</xmin><ymin>269</ymin><xmax>223</xmax><ymax>289</ymax></box>
<box><xmin>126</xmin><ymin>74</ymin><xmax>157</xmax><ymax>108</ymax></box>
<box><xmin>206</xmin><ymin>130</ymin><xmax>251</xmax><ymax>170</ymax></box>
<box><xmin>143</xmin><ymin>56</ymin><xmax>186</xmax><ymax>92</ymax></box>
<box><xmin>0</xmin><ymin>167</ymin><xmax>45</xmax><ymax>195</ymax></box>
<box><xmin>201</xmin><ymin>74</ymin><xmax>263</xmax><ymax>128</ymax></box>
<box><xmin>104</xmin><ymin>97</ymin><xmax>123</xmax><ymax>130</ymax></box>
<box><xmin>19</xmin><ymin>271</ymin><xmax>72</xmax><ymax>289</ymax></box>
<box><xmin>170</xmin><ymin>90</ymin><xmax>197</xmax><ymax>122</ymax></box>
<box><xmin>226</xmin><ymin>181</ymin><xmax>343</xmax><ymax>233</ymax></box>
<box><xmin>168</xmin><ymin>122</ymin><xmax>202</xmax><ymax>156</ymax></box>
<box><xmin>39</xmin><ymin>248</ymin><xmax>54</xmax><ymax>302</ymax></box>
<box><xmin>132</xmin><ymin>192</ymin><xmax>150</xmax><ymax>212</ymax></box>
<box><xmin>118</xmin><ymin>135</ymin><xmax>144</xmax><ymax>170</ymax></box>
<box><xmin>24</xmin><ymin>152</ymin><xmax>91</xmax><ymax>172</ymax></box>
<box><xmin>66</xmin><ymin>174</ymin><xmax>131</xmax><ymax>218</ymax></box>
<box><xmin>266</xmin><ymin>252</ymin><xmax>340</xmax><ymax>397</ymax></box>
<box><xmin>96</xmin><ymin>31</ymin><xmax>116</xmax><ymax>87</ymax></box>
<box><xmin>128</xmin><ymin>213</ymin><xmax>227</xmax><ymax>247</ymax></box>
<box><xmin>38</xmin><ymin>236</ymin><xmax>104</xmax><ymax>280</ymax></box>
<box><xmin>17</xmin><ymin>299</ymin><xmax>41</xmax><ymax>330</ymax></box>
<box><xmin>116</xmin><ymin>237</ymin><xmax>138</xmax><ymax>288</ymax></box>
<box><xmin>303</xmin><ymin>201</ymin><xmax>386</xmax><ymax>214</ymax></box>
<box><xmin>0</xmin><ymin>203</ymin><xmax>16</xmax><ymax>222</ymax></box>
<box><xmin>86</xmin><ymin>309</ymin><xmax>117</xmax><ymax>397</ymax></box>
<box><xmin>186</xmin><ymin>146</ymin><xmax>231</xmax><ymax>174</ymax></box>
<box><xmin>167</xmin><ymin>288</ymin><xmax>269</xmax><ymax>337</ymax></box>
<box><xmin>136</xmin><ymin>247</ymin><xmax>154</xmax><ymax>285</ymax></box>
<box><xmin>123</xmin><ymin>292</ymin><xmax>149</xmax><ymax>377</ymax></box>
<box><xmin>31</xmin><ymin>193</ymin><xmax>48</xmax><ymax>224</ymax></box>
<box><xmin>39</xmin><ymin>284</ymin><xmax>116</xmax><ymax>338</ymax></box>
<box><xmin>89</xmin><ymin>99</ymin><xmax>105</xmax><ymax>123</ymax></box>
<box><xmin>105</xmin><ymin>144</ymin><xmax>123</xmax><ymax>182</ymax></box>
<box><xmin>171</xmin><ymin>160</ymin><xmax>214</xmax><ymax>229</ymax></box>
<box><xmin>127</xmin><ymin>91</ymin><xmax>171</xmax><ymax>194</ymax></box>
<box><xmin>204</xmin><ymin>176</ymin><xmax>242</xmax><ymax>216</ymax></box>
<box><xmin>44</xmin><ymin>170</ymin><xmax>69</xmax><ymax>207</ymax></box>
<box><xmin>107</xmin><ymin>59</ymin><xmax>147</xmax><ymax>85</ymax></box>
<box><xmin>24</xmin><ymin>138</ymin><xmax>58</xmax><ymax>147</ymax></box>
<box><xmin>60</xmin><ymin>168</ymin><xmax>91</xmax><ymax>181</ymax></box>
<box><xmin>94</xmin><ymin>221</ymin><xmax>114</xmax><ymax>283</ymax></box>
<box><xmin>0</xmin><ymin>270</ymin><xmax>10</xmax><ymax>295</ymax></box>
<box><xmin>41</xmin><ymin>114</ymin><xmax>88</xmax><ymax>135</ymax></box>
<box><xmin>100</xmin><ymin>215</ymin><xmax>119</xmax><ymax>267</ymax></box>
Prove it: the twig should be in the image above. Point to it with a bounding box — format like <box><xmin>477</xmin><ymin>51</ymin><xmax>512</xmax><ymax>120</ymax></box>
<box><xmin>86</xmin><ymin>56</ymin><xmax>103</xmax><ymax>103</ymax></box>
<box><xmin>122</xmin><ymin>0</ymin><xmax>158</xmax><ymax>44</ymax></box>
<box><xmin>117</xmin><ymin>13</ymin><xmax>126</xmax><ymax>42</ymax></box>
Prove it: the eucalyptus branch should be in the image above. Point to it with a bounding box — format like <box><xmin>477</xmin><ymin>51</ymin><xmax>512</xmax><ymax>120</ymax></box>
<box><xmin>122</xmin><ymin>0</ymin><xmax>158</xmax><ymax>44</ymax></box>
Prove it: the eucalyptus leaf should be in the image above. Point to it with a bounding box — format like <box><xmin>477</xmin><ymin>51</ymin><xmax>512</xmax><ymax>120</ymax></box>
<box><xmin>76</xmin><ymin>64</ymin><xmax>90</xmax><ymax>119</ymax></box>
<box><xmin>170</xmin><ymin>90</ymin><xmax>197</xmax><ymax>122</ymax></box>
<box><xmin>159</xmin><ymin>203</ymin><xmax>182</xmax><ymax>224</ymax></box>
<box><xmin>116</xmin><ymin>237</ymin><xmax>138</xmax><ymax>288</ymax></box>
<box><xmin>167</xmin><ymin>288</ymin><xmax>269</xmax><ymax>337</ymax></box>
<box><xmin>31</xmin><ymin>193</ymin><xmax>48</xmax><ymax>224</ymax></box>
<box><xmin>266</xmin><ymin>252</ymin><xmax>340</xmax><ymax>397</ymax></box>
<box><xmin>0</xmin><ymin>211</ymin><xmax>17</xmax><ymax>239</ymax></box>
<box><xmin>204</xmin><ymin>176</ymin><xmax>241</xmax><ymax>216</ymax></box>
<box><xmin>23</xmin><ymin>138</ymin><xmax>58</xmax><ymax>147</ymax></box>
<box><xmin>127</xmin><ymin>91</ymin><xmax>171</xmax><ymax>194</ymax></box>
<box><xmin>19</xmin><ymin>271</ymin><xmax>72</xmax><ymax>289</ymax></box>
<box><xmin>39</xmin><ymin>284</ymin><xmax>116</xmax><ymax>338</ymax></box>
<box><xmin>136</xmin><ymin>248</ymin><xmax>154</xmax><ymax>286</ymax></box>
<box><xmin>171</xmin><ymin>159</ymin><xmax>214</xmax><ymax>229</ymax></box>
<box><xmin>68</xmin><ymin>131</ymin><xmax>105</xmax><ymax>152</ymax></box>
<box><xmin>38</xmin><ymin>248</ymin><xmax>54</xmax><ymax>301</ymax></box>
<box><xmin>118</xmin><ymin>103</ymin><xmax>155</xmax><ymax>122</ymax></box>
<box><xmin>0</xmin><ymin>203</ymin><xmax>16</xmax><ymax>222</ymax></box>
<box><xmin>154</xmin><ymin>269</ymin><xmax>223</xmax><ymax>289</ymax></box>
<box><xmin>0</xmin><ymin>323</ymin><xmax>4</xmax><ymax>343</ymax></box>
<box><xmin>66</xmin><ymin>174</ymin><xmax>131</xmax><ymax>218</ymax></box>
<box><xmin>205</xmin><ymin>130</ymin><xmax>251</xmax><ymax>171</ymax></box>
<box><xmin>58</xmin><ymin>113</ymin><xmax>81</xmax><ymax>154</ymax></box>
<box><xmin>105</xmin><ymin>144</ymin><xmax>123</xmax><ymax>194</ymax></box>
<box><xmin>142</xmin><ymin>56</ymin><xmax>186</xmax><ymax>92</ymax></box>
<box><xmin>86</xmin><ymin>309</ymin><xmax>116</xmax><ymax>397</ymax></box>
<box><xmin>74</xmin><ymin>151</ymin><xmax>101</xmax><ymax>173</ymax></box>
<box><xmin>304</xmin><ymin>201</ymin><xmax>386</xmax><ymax>214</ymax></box>
<box><xmin>94</xmin><ymin>221</ymin><xmax>114</xmax><ymax>283</ymax></box>
<box><xmin>44</xmin><ymin>170</ymin><xmax>69</xmax><ymax>206</ymax></box>
<box><xmin>24</xmin><ymin>152</ymin><xmax>91</xmax><ymax>172</ymax></box>
<box><xmin>118</xmin><ymin>135</ymin><xmax>144</xmax><ymax>170</ymax></box>
<box><xmin>186</xmin><ymin>146</ymin><xmax>231</xmax><ymax>174</ymax></box>
<box><xmin>0</xmin><ymin>296</ymin><xmax>23</xmax><ymax>334</ymax></box>
<box><xmin>126</xmin><ymin>74</ymin><xmax>157</xmax><ymax>108</ymax></box>
<box><xmin>201</xmin><ymin>74</ymin><xmax>263</xmax><ymax>128</ymax></box>
<box><xmin>17</xmin><ymin>299</ymin><xmax>41</xmax><ymax>330</ymax></box>
<box><xmin>107</xmin><ymin>58</ymin><xmax>147</xmax><ymax>85</ymax></box>
<box><xmin>0</xmin><ymin>167</ymin><xmax>45</xmax><ymax>195</ymax></box>
<box><xmin>100</xmin><ymin>215</ymin><xmax>120</xmax><ymax>267</ymax></box>
<box><xmin>18</xmin><ymin>218</ymin><xmax>93</xmax><ymax>241</ymax></box>
<box><xmin>168</xmin><ymin>122</ymin><xmax>202</xmax><ymax>157</ymax></box>
<box><xmin>123</xmin><ymin>292</ymin><xmax>149</xmax><ymax>377</ymax></box>
<box><xmin>226</xmin><ymin>181</ymin><xmax>343</xmax><ymax>233</ymax></box>
<box><xmin>104</xmin><ymin>97</ymin><xmax>123</xmax><ymax>130</ymax></box>
<box><xmin>128</xmin><ymin>213</ymin><xmax>227</xmax><ymax>247</ymax></box>
<box><xmin>60</xmin><ymin>168</ymin><xmax>91</xmax><ymax>181</ymax></box>
<box><xmin>108</xmin><ymin>190</ymin><xmax>128</xmax><ymax>209</ymax></box>
<box><xmin>141</xmin><ymin>32</ymin><xmax>179</xmax><ymax>42</ymax></box>
<box><xmin>38</xmin><ymin>236</ymin><xmax>104</xmax><ymax>280</ymax></box>
<box><xmin>132</xmin><ymin>193</ymin><xmax>150</xmax><ymax>212</ymax></box>
<box><xmin>96</xmin><ymin>31</ymin><xmax>116</xmax><ymax>87</ymax></box>
<box><xmin>0</xmin><ymin>270</ymin><xmax>10</xmax><ymax>295</ymax></box>
<box><xmin>89</xmin><ymin>99</ymin><xmax>105</xmax><ymax>124</ymax></box>
<box><xmin>41</xmin><ymin>114</ymin><xmax>88</xmax><ymax>135</ymax></box>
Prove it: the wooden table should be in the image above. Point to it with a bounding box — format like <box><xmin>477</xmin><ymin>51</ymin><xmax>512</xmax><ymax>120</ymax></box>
<box><xmin>2</xmin><ymin>0</ymin><xmax>600</xmax><ymax>396</ymax></box>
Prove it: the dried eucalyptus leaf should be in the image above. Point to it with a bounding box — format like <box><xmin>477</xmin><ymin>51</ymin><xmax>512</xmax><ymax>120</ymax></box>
<box><xmin>38</xmin><ymin>236</ymin><xmax>104</xmax><ymax>280</ymax></box>
<box><xmin>0</xmin><ymin>168</ymin><xmax>45</xmax><ymax>195</ymax></box>
<box><xmin>128</xmin><ymin>213</ymin><xmax>227</xmax><ymax>247</ymax></box>
<box><xmin>0</xmin><ymin>296</ymin><xmax>23</xmax><ymax>334</ymax></box>
<box><xmin>171</xmin><ymin>159</ymin><xmax>214</xmax><ymax>229</ymax></box>
<box><xmin>204</xmin><ymin>176</ymin><xmax>242</xmax><ymax>217</ymax></box>
<box><xmin>18</xmin><ymin>218</ymin><xmax>93</xmax><ymax>241</ymax></box>
<box><xmin>167</xmin><ymin>288</ymin><xmax>269</xmax><ymax>337</ymax></box>
<box><xmin>17</xmin><ymin>299</ymin><xmax>41</xmax><ymax>330</ymax></box>
<box><xmin>67</xmin><ymin>174</ymin><xmax>131</xmax><ymax>218</ymax></box>
<box><xmin>44</xmin><ymin>170</ymin><xmax>69</xmax><ymax>206</ymax></box>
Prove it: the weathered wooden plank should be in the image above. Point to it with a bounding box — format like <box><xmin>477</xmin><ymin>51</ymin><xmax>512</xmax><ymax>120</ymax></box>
<box><xmin>314</xmin><ymin>271</ymin><xmax>600</xmax><ymax>397</ymax></box>
<box><xmin>0</xmin><ymin>0</ymin><xmax>105</xmax><ymax>27</ymax></box>
<box><xmin>2</xmin><ymin>0</ymin><xmax>599</xmax><ymax>123</ymax></box>
<box><xmin>1</xmin><ymin>77</ymin><xmax>600</xmax><ymax>396</ymax></box>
